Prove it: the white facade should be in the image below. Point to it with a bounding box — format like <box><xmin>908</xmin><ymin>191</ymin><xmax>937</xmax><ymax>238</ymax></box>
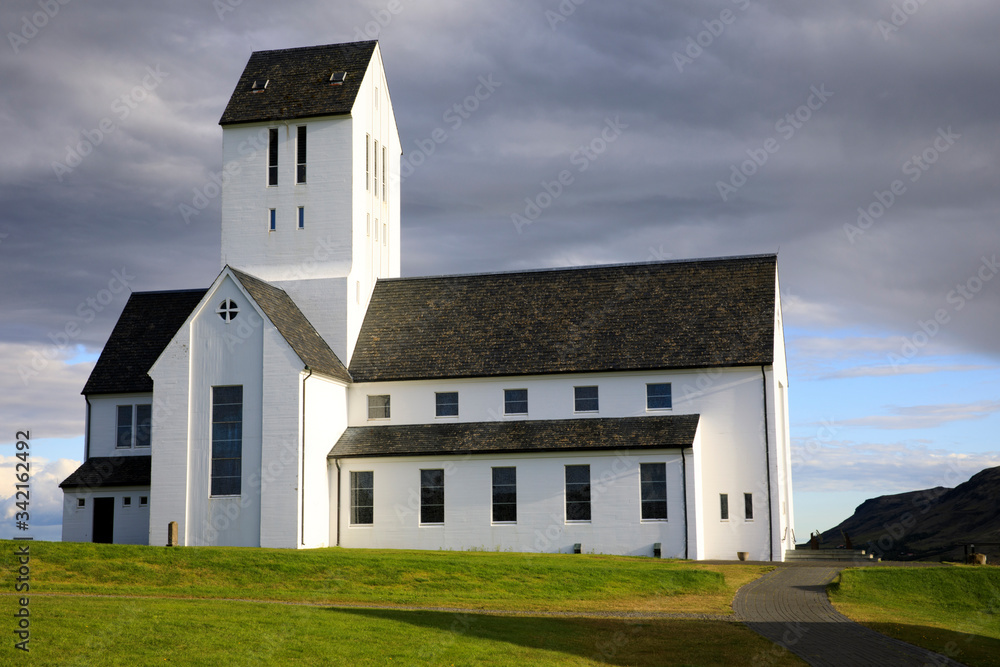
<box><xmin>61</xmin><ymin>486</ymin><xmax>150</xmax><ymax>545</ymax></box>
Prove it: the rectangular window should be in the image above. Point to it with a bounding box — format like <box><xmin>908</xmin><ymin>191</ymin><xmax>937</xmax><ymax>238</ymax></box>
<box><xmin>139</xmin><ymin>496</ymin><xmax>148</xmax><ymax>507</ymax></box>
<box><xmin>492</xmin><ymin>467</ymin><xmax>516</xmax><ymax>523</ymax></box>
<box><xmin>382</xmin><ymin>223</ymin><xmax>387</xmax><ymax>246</ymax></box>
<box><xmin>366</xmin><ymin>213</ymin><xmax>370</xmax><ymax>237</ymax></box>
<box><xmin>296</xmin><ymin>125</ymin><xmax>307</xmax><ymax>183</ymax></box>
<box><xmin>269</xmin><ymin>208</ymin><xmax>276</xmax><ymax>231</ymax></box>
<box><xmin>298</xmin><ymin>206</ymin><xmax>304</xmax><ymax>229</ymax></box>
<box><xmin>350</xmin><ymin>471</ymin><xmax>374</xmax><ymax>525</ymax></box>
<box><xmin>720</xmin><ymin>493</ymin><xmax>729</xmax><ymax>521</ymax></box>
<box><xmin>135</xmin><ymin>404</ymin><xmax>151</xmax><ymax>447</ymax></box>
<box><xmin>745</xmin><ymin>493</ymin><xmax>754</xmax><ymax>520</ymax></box>
<box><xmin>565</xmin><ymin>464</ymin><xmax>591</xmax><ymax>521</ymax></box>
<box><xmin>504</xmin><ymin>389</ymin><xmax>527</xmax><ymax>415</ymax></box>
<box><xmin>374</xmin><ymin>218</ymin><xmax>379</xmax><ymax>242</ymax></box>
<box><xmin>420</xmin><ymin>469</ymin><xmax>444</xmax><ymax>524</ymax></box>
<box><xmin>211</xmin><ymin>385</ymin><xmax>243</xmax><ymax>496</ymax></box>
<box><xmin>640</xmin><ymin>463</ymin><xmax>668</xmax><ymax>520</ymax></box>
<box><xmin>365</xmin><ymin>133</ymin><xmax>370</xmax><ymax>190</ymax></box>
<box><xmin>382</xmin><ymin>145</ymin><xmax>387</xmax><ymax>203</ymax></box>
<box><xmin>647</xmin><ymin>383</ymin><xmax>672</xmax><ymax>410</ymax></box>
<box><xmin>374</xmin><ymin>140</ymin><xmax>379</xmax><ymax>199</ymax></box>
<box><xmin>574</xmin><ymin>386</ymin><xmax>599</xmax><ymax>412</ymax></box>
<box><xmin>435</xmin><ymin>392</ymin><xmax>458</xmax><ymax>417</ymax></box>
<box><xmin>367</xmin><ymin>395</ymin><xmax>390</xmax><ymax>420</ymax></box>
<box><xmin>77</xmin><ymin>498</ymin><xmax>85</xmax><ymax>508</ymax></box>
<box><xmin>268</xmin><ymin>128</ymin><xmax>278</xmax><ymax>186</ymax></box>
<box><xmin>116</xmin><ymin>405</ymin><xmax>132</xmax><ymax>448</ymax></box>
<box><xmin>122</xmin><ymin>496</ymin><xmax>131</xmax><ymax>507</ymax></box>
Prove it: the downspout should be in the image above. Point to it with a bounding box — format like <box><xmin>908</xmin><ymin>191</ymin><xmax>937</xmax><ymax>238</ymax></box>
<box><xmin>84</xmin><ymin>396</ymin><xmax>92</xmax><ymax>460</ymax></box>
<box><xmin>681</xmin><ymin>447</ymin><xmax>688</xmax><ymax>560</ymax></box>
<box><xmin>301</xmin><ymin>368</ymin><xmax>312</xmax><ymax>547</ymax></box>
<box><xmin>761</xmin><ymin>366</ymin><xmax>773</xmax><ymax>562</ymax></box>
<box><xmin>335</xmin><ymin>458</ymin><xmax>342</xmax><ymax>547</ymax></box>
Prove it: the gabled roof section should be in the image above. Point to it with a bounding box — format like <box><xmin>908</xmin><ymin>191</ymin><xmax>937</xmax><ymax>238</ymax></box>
<box><xmin>59</xmin><ymin>455</ymin><xmax>151</xmax><ymax>489</ymax></box>
<box><xmin>219</xmin><ymin>41</ymin><xmax>377</xmax><ymax>125</ymax></box>
<box><xmin>349</xmin><ymin>254</ymin><xmax>777</xmax><ymax>382</ymax></box>
<box><xmin>83</xmin><ymin>289</ymin><xmax>207</xmax><ymax>395</ymax></box>
<box><xmin>229</xmin><ymin>268</ymin><xmax>352</xmax><ymax>383</ymax></box>
<box><xmin>330</xmin><ymin>415</ymin><xmax>700</xmax><ymax>459</ymax></box>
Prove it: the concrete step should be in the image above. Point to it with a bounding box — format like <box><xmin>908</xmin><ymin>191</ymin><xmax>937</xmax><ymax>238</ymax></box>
<box><xmin>785</xmin><ymin>549</ymin><xmax>874</xmax><ymax>562</ymax></box>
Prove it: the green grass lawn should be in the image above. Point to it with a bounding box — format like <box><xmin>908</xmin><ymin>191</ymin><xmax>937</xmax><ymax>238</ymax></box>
<box><xmin>0</xmin><ymin>540</ymin><xmax>808</xmax><ymax>666</ymax></box>
<box><xmin>829</xmin><ymin>566</ymin><xmax>1000</xmax><ymax>667</ymax></box>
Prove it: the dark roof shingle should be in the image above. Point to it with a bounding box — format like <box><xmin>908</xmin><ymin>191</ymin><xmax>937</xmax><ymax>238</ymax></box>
<box><xmin>329</xmin><ymin>415</ymin><xmax>700</xmax><ymax>458</ymax></box>
<box><xmin>349</xmin><ymin>254</ymin><xmax>776</xmax><ymax>382</ymax></box>
<box><xmin>231</xmin><ymin>268</ymin><xmax>352</xmax><ymax>383</ymax></box>
<box><xmin>59</xmin><ymin>456</ymin><xmax>151</xmax><ymax>489</ymax></box>
<box><xmin>83</xmin><ymin>289</ymin><xmax>207</xmax><ymax>395</ymax></box>
<box><xmin>219</xmin><ymin>41</ymin><xmax>377</xmax><ymax>125</ymax></box>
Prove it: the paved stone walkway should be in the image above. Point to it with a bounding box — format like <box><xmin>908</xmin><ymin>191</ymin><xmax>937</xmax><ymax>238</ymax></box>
<box><xmin>732</xmin><ymin>564</ymin><xmax>967</xmax><ymax>666</ymax></box>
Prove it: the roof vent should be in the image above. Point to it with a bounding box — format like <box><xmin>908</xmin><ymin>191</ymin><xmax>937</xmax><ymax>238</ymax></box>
<box><xmin>251</xmin><ymin>79</ymin><xmax>269</xmax><ymax>93</ymax></box>
<box><xmin>329</xmin><ymin>71</ymin><xmax>347</xmax><ymax>85</ymax></box>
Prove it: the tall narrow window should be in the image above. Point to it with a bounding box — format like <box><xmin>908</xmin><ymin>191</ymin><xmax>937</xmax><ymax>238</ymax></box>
<box><xmin>565</xmin><ymin>465</ymin><xmax>591</xmax><ymax>521</ymax></box>
<box><xmin>350</xmin><ymin>471</ymin><xmax>374</xmax><ymax>525</ymax></box>
<box><xmin>367</xmin><ymin>395</ymin><xmax>390</xmax><ymax>420</ymax></box>
<box><xmin>135</xmin><ymin>404</ymin><xmax>152</xmax><ymax>448</ymax></box>
<box><xmin>574</xmin><ymin>386</ymin><xmax>599</xmax><ymax>412</ymax></box>
<box><xmin>374</xmin><ymin>218</ymin><xmax>379</xmax><ymax>241</ymax></box>
<box><xmin>504</xmin><ymin>389</ymin><xmax>527</xmax><ymax>415</ymax></box>
<box><xmin>382</xmin><ymin>145</ymin><xmax>387</xmax><ymax>203</ymax></box>
<box><xmin>647</xmin><ymin>383</ymin><xmax>672</xmax><ymax>410</ymax></box>
<box><xmin>640</xmin><ymin>463</ymin><xmax>667</xmax><ymax>520</ymax></box>
<box><xmin>436</xmin><ymin>392</ymin><xmax>458</xmax><ymax>417</ymax></box>
<box><xmin>366</xmin><ymin>213</ymin><xmax>370</xmax><ymax>237</ymax></box>
<box><xmin>374</xmin><ymin>140</ymin><xmax>379</xmax><ymax>199</ymax></box>
<box><xmin>382</xmin><ymin>223</ymin><xmax>387</xmax><ymax>246</ymax></box>
<box><xmin>365</xmin><ymin>134</ymin><xmax>370</xmax><ymax>191</ymax></box>
<box><xmin>297</xmin><ymin>206</ymin><xmax>304</xmax><ymax>229</ymax></box>
<box><xmin>420</xmin><ymin>469</ymin><xmax>444</xmax><ymax>524</ymax></box>
<box><xmin>296</xmin><ymin>125</ymin><xmax>307</xmax><ymax>183</ymax></box>
<box><xmin>268</xmin><ymin>128</ymin><xmax>278</xmax><ymax>186</ymax></box>
<box><xmin>269</xmin><ymin>209</ymin><xmax>276</xmax><ymax>231</ymax></box>
<box><xmin>116</xmin><ymin>405</ymin><xmax>132</xmax><ymax>448</ymax></box>
<box><xmin>211</xmin><ymin>386</ymin><xmax>243</xmax><ymax>496</ymax></box>
<box><xmin>744</xmin><ymin>493</ymin><xmax>754</xmax><ymax>520</ymax></box>
<box><xmin>492</xmin><ymin>467</ymin><xmax>517</xmax><ymax>523</ymax></box>
<box><xmin>720</xmin><ymin>493</ymin><xmax>729</xmax><ymax>520</ymax></box>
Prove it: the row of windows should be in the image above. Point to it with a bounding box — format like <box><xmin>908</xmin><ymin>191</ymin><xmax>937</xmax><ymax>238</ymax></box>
<box><xmin>267</xmin><ymin>207</ymin><xmax>305</xmax><ymax>231</ymax></box>
<box><xmin>267</xmin><ymin>126</ymin><xmax>307</xmax><ymax>186</ymax></box>
<box><xmin>365</xmin><ymin>133</ymin><xmax>388</xmax><ymax>203</ymax></box>
<box><xmin>76</xmin><ymin>496</ymin><xmax>147</xmax><ymax>508</ymax></box>
<box><xmin>719</xmin><ymin>492</ymin><xmax>754</xmax><ymax>521</ymax></box>
<box><xmin>116</xmin><ymin>404</ymin><xmax>151</xmax><ymax>448</ymax></box>
<box><xmin>366</xmin><ymin>384</ymin><xmax>673</xmax><ymax>420</ymax></box>
<box><xmin>366</xmin><ymin>214</ymin><xmax>387</xmax><ymax>246</ymax></box>
<box><xmin>349</xmin><ymin>463</ymin><xmax>669</xmax><ymax>526</ymax></box>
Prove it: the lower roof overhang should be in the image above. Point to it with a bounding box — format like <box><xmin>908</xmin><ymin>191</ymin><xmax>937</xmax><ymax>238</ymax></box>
<box><xmin>329</xmin><ymin>414</ymin><xmax>700</xmax><ymax>459</ymax></box>
<box><xmin>59</xmin><ymin>456</ymin><xmax>152</xmax><ymax>489</ymax></box>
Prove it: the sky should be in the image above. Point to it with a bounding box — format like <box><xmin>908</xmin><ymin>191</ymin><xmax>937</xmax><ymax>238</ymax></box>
<box><xmin>1</xmin><ymin>0</ymin><xmax>998</xmax><ymax>544</ymax></box>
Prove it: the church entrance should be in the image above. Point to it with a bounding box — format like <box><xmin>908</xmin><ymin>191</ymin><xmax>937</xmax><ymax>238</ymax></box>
<box><xmin>93</xmin><ymin>497</ymin><xmax>114</xmax><ymax>543</ymax></box>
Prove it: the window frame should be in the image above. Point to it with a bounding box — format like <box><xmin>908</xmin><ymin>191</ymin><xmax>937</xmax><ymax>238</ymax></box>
<box><xmin>720</xmin><ymin>493</ymin><xmax>729</xmax><ymax>521</ymax></box>
<box><xmin>365</xmin><ymin>134</ymin><xmax>370</xmax><ymax>190</ymax></box>
<box><xmin>491</xmin><ymin>467</ymin><xmax>517</xmax><ymax>523</ymax></box>
<box><xmin>297</xmin><ymin>206</ymin><xmax>304</xmax><ymax>230</ymax></box>
<box><xmin>77</xmin><ymin>498</ymin><xmax>86</xmax><ymax>509</ymax></box>
<box><xmin>268</xmin><ymin>208</ymin><xmax>276</xmax><ymax>232</ymax></box>
<box><xmin>122</xmin><ymin>496</ymin><xmax>132</xmax><ymax>508</ymax></box>
<box><xmin>565</xmin><ymin>464</ymin><xmax>592</xmax><ymax>522</ymax></box>
<box><xmin>382</xmin><ymin>145</ymin><xmax>387</xmax><ymax>203</ymax></box>
<box><xmin>640</xmin><ymin>462</ymin><xmax>668</xmax><ymax>521</ymax></box>
<box><xmin>350</xmin><ymin>471</ymin><xmax>374</xmax><ymax>525</ymax></box>
<box><xmin>267</xmin><ymin>128</ymin><xmax>278</xmax><ymax>186</ymax></box>
<box><xmin>504</xmin><ymin>388</ymin><xmax>528</xmax><ymax>415</ymax></box>
<box><xmin>296</xmin><ymin>125</ymin><xmax>307</xmax><ymax>184</ymax></box>
<box><xmin>744</xmin><ymin>492</ymin><xmax>754</xmax><ymax>521</ymax></box>
<box><xmin>139</xmin><ymin>496</ymin><xmax>148</xmax><ymax>508</ymax></box>
<box><xmin>116</xmin><ymin>404</ymin><xmax>133</xmax><ymax>449</ymax></box>
<box><xmin>210</xmin><ymin>385</ymin><xmax>243</xmax><ymax>497</ymax></box>
<box><xmin>420</xmin><ymin>469</ymin><xmax>445</xmax><ymax>524</ymax></box>
<box><xmin>574</xmin><ymin>385</ymin><xmax>599</xmax><ymax>413</ymax></box>
<box><xmin>116</xmin><ymin>403</ymin><xmax>152</xmax><ymax>449</ymax></box>
<box><xmin>435</xmin><ymin>391</ymin><xmax>459</xmax><ymax>418</ymax></box>
<box><xmin>367</xmin><ymin>395</ymin><xmax>390</xmax><ymax>420</ymax></box>
<box><xmin>374</xmin><ymin>139</ymin><xmax>379</xmax><ymax>199</ymax></box>
<box><xmin>646</xmin><ymin>383</ymin><xmax>672</xmax><ymax>411</ymax></box>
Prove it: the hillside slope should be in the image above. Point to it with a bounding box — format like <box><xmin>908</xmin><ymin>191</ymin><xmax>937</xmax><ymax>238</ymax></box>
<box><xmin>816</xmin><ymin>466</ymin><xmax>1000</xmax><ymax>561</ymax></box>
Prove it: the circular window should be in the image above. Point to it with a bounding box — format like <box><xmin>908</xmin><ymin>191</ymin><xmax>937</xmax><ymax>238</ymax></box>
<box><xmin>216</xmin><ymin>299</ymin><xmax>239</xmax><ymax>322</ymax></box>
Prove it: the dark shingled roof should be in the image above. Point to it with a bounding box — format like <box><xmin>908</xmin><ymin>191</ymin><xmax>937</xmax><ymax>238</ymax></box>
<box><xmin>59</xmin><ymin>456</ymin><xmax>151</xmax><ymax>489</ymax></box>
<box><xmin>329</xmin><ymin>415</ymin><xmax>700</xmax><ymax>459</ymax></box>
<box><xmin>349</xmin><ymin>254</ymin><xmax>777</xmax><ymax>382</ymax></box>
<box><xmin>83</xmin><ymin>289</ymin><xmax>207</xmax><ymax>395</ymax></box>
<box><xmin>219</xmin><ymin>41</ymin><xmax>377</xmax><ymax>125</ymax></box>
<box><xmin>231</xmin><ymin>268</ymin><xmax>352</xmax><ymax>383</ymax></box>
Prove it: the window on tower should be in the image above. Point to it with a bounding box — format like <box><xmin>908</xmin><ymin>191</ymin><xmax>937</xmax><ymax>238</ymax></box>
<box><xmin>382</xmin><ymin>145</ymin><xmax>387</xmax><ymax>203</ymax></box>
<box><xmin>296</xmin><ymin>126</ymin><xmax>307</xmax><ymax>184</ymax></box>
<box><xmin>374</xmin><ymin>140</ymin><xmax>379</xmax><ymax>199</ymax></box>
<box><xmin>268</xmin><ymin>128</ymin><xmax>278</xmax><ymax>186</ymax></box>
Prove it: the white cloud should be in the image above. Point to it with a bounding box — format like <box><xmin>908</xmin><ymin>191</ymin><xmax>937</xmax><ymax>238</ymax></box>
<box><xmin>840</xmin><ymin>400</ymin><xmax>1000</xmax><ymax>430</ymax></box>
<box><xmin>822</xmin><ymin>363</ymin><xmax>994</xmax><ymax>379</ymax></box>
<box><xmin>0</xmin><ymin>456</ymin><xmax>80</xmax><ymax>539</ymax></box>
<box><xmin>0</xmin><ymin>342</ymin><xmax>92</xmax><ymax>442</ymax></box>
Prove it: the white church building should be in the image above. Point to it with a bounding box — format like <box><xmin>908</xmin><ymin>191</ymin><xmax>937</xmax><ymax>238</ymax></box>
<box><xmin>61</xmin><ymin>41</ymin><xmax>794</xmax><ymax>561</ymax></box>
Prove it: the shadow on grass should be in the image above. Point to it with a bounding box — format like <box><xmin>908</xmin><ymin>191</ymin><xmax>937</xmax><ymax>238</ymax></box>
<box><xmin>330</xmin><ymin>607</ymin><xmax>807</xmax><ymax>666</ymax></box>
<box><xmin>861</xmin><ymin>622</ymin><xmax>1000</xmax><ymax>667</ymax></box>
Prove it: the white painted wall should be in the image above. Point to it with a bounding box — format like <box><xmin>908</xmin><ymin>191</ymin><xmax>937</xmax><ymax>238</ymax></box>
<box><xmin>61</xmin><ymin>487</ymin><xmax>150</xmax><ymax>545</ymax></box>
<box><xmin>87</xmin><ymin>393</ymin><xmax>154</xmax><ymax>458</ymax></box>
<box><xmin>301</xmin><ymin>375</ymin><xmax>348</xmax><ymax>548</ymax></box>
<box><xmin>335</xmin><ymin>450</ymin><xmax>686</xmax><ymax>557</ymax></box>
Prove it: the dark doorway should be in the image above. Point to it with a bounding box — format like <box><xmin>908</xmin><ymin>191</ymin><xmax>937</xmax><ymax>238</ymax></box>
<box><xmin>93</xmin><ymin>497</ymin><xmax>114</xmax><ymax>544</ymax></box>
